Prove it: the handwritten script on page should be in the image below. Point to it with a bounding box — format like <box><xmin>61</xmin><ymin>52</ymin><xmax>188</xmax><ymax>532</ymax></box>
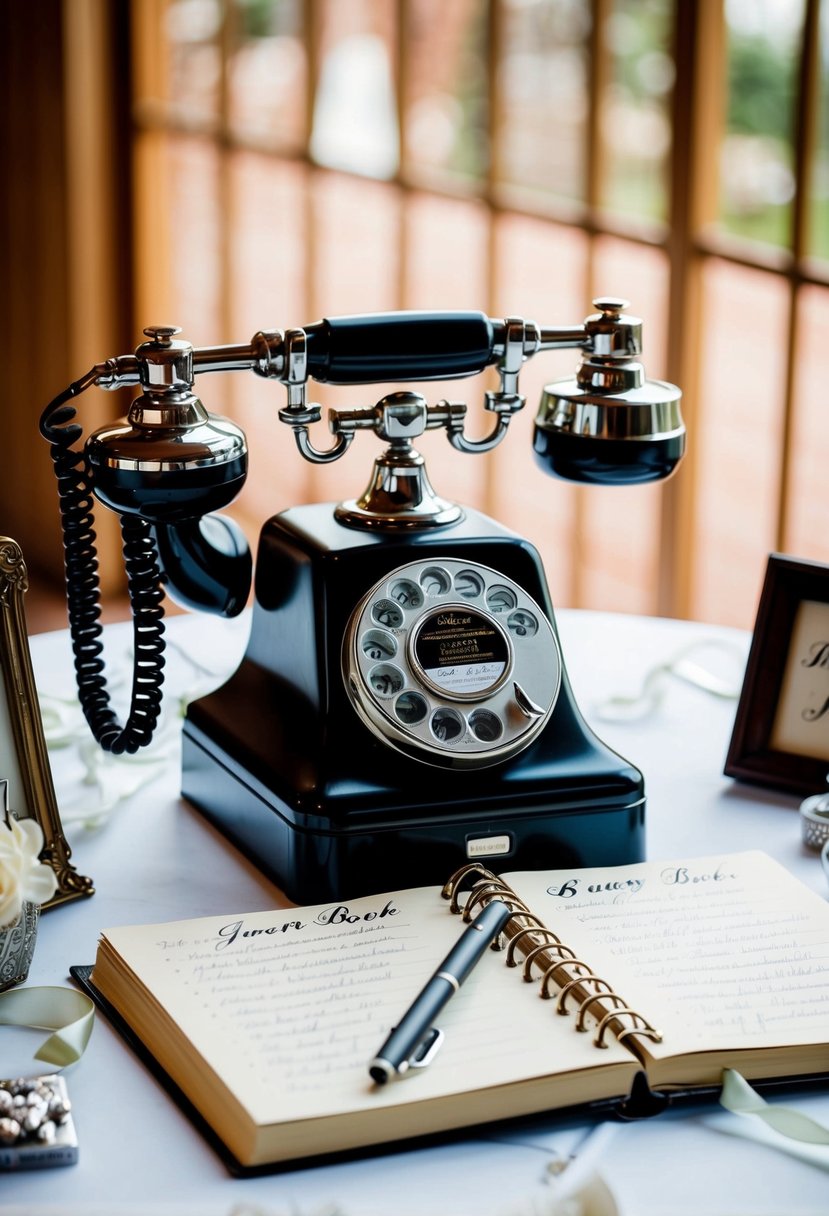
<box><xmin>100</xmin><ymin>884</ymin><xmax>632</xmax><ymax>1127</ymax></box>
<box><xmin>512</xmin><ymin>850</ymin><xmax>829</xmax><ymax>1058</ymax></box>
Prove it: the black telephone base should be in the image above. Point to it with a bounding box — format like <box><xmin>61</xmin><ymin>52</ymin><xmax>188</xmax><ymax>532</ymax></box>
<box><xmin>181</xmin><ymin>504</ymin><xmax>646</xmax><ymax>903</ymax></box>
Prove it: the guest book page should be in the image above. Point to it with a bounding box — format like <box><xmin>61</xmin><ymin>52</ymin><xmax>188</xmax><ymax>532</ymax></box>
<box><xmin>94</xmin><ymin>882</ymin><xmax>634</xmax><ymax>1131</ymax></box>
<box><xmin>509</xmin><ymin>850</ymin><xmax>829</xmax><ymax>1082</ymax></box>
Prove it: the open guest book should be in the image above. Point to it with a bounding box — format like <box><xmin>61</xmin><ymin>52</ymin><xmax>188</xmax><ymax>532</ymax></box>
<box><xmin>78</xmin><ymin>850</ymin><xmax>829</xmax><ymax>1173</ymax></box>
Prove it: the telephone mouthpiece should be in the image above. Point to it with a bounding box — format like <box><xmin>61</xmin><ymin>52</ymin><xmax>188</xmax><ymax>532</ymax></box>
<box><xmin>532</xmin><ymin>299</ymin><xmax>685</xmax><ymax>485</ymax></box>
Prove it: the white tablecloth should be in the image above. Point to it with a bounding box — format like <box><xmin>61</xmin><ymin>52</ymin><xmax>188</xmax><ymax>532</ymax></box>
<box><xmin>3</xmin><ymin>608</ymin><xmax>828</xmax><ymax>1215</ymax></box>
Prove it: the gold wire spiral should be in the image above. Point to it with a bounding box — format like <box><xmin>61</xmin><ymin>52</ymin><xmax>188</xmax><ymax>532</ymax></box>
<box><xmin>539</xmin><ymin>959</ymin><xmax>594</xmax><ymax>1000</ymax></box>
<box><xmin>462</xmin><ymin>883</ymin><xmax>531</xmax><ymax>921</ymax></box>
<box><xmin>441</xmin><ymin>863</ymin><xmax>499</xmax><ymax>907</ymax></box>
<box><xmin>523</xmin><ymin>941</ymin><xmax>578</xmax><ymax>982</ymax></box>
<box><xmin>575</xmin><ymin>990</ymin><xmax>628</xmax><ymax>1033</ymax></box>
<box><xmin>593</xmin><ymin>1007</ymin><xmax>658</xmax><ymax>1049</ymax></box>
<box><xmin>505</xmin><ymin>927</ymin><xmax>563</xmax><ymax>969</ymax></box>
<box><xmin>555</xmin><ymin>973</ymin><xmax>614</xmax><ymax>1014</ymax></box>
<box><xmin>441</xmin><ymin>862</ymin><xmax>661</xmax><ymax>1051</ymax></box>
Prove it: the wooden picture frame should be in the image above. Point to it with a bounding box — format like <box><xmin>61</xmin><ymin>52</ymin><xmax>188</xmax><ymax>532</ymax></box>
<box><xmin>725</xmin><ymin>554</ymin><xmax>829</xmax><ymax>797</ymax></box>
<box><xmin>0</xmin><ymin>537</ymin><xmax>93</xmax><ymax>909</ymax></box>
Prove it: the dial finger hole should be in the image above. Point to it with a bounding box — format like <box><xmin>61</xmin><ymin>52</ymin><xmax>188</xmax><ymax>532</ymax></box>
<box><xmin>486</xmin><ymin>585</ymin><xmax>517</xmax><ymax>613</ymax></box>
<box><xmin>507</xmin><ymin>610</ymin><xmax>538</xmax><ymax>638</ymax></box>
<box><xmin>368</xmin><ymin>664</ymin><xmax>405</xmax><ymax>698</ymax></box>
<box><xmin>361</xmin><ymin>629</ymin><xmax>398</xmax><ymax>661</ymax></box>
<box><xmin>468</xmin><ymin>709</ymin><xmax>503</xmax><ymax>743</ymax></box>
<box><xmin>454</xmin><ymin>569</ymin><xmax>485</xmax><ymax>598</ymax></box>
<box><xmin>430</xmin><ymin>707</ymin><xmax>464</xmax><ymax>744</ymax></box>
<box><xmin>371</xmin><ymin>599</ymin><xmax>405</xmax><ymax>629</ymax></box>
<box><xmin>395</xmin><ymin>691</ymin><xmax>429</xmax><ymax>725</ymax></box>
<box><xmin>389</xmin><ymin>579</ymin><xmax>423</xmax><ymax>609</ymax></box>
<box><xmin>420</xmin><ymin>566</ymin><xmax>452</xmax><ymax>597</ymax></box>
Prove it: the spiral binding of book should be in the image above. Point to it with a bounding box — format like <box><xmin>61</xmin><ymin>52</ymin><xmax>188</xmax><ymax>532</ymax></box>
<box><xmin>441</xmin><ymin>863</ymin><xmax>662</xmax><ymax>1050</ymax></box>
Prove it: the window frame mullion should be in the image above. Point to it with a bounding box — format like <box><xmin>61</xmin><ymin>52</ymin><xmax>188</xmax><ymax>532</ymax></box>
<box><xmin>777</xmin><ymin>0</ymin><xmax>821</xmax><ymax>551</ymax></box>
<box><xmin>659</xmin><ymin>0</ymin><xmax>725</xmax><ymax>620</ymax></box>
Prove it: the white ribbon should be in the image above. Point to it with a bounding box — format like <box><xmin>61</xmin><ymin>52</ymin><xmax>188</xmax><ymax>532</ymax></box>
<box><xmin>0</xmin><ymin>985</ymin><xmax>94</xmax><ymax>1067</ymax></box>
<box><xmin>593</xmin><ymin>638</ymin><xmax>744</xmax><ymax>723</ymax></box>
<box><xmin>718</xmin><ymin>1069</ymin><xmax>829</xmax><ymax>1171</ymax></box>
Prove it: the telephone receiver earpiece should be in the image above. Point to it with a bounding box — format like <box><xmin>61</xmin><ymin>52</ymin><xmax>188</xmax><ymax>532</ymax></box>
<box><xmin>39</xmin><ymin>327</ymin><xmax>251</xmax><ymax>753</ymax></box>
<box><xmin>84</xmin><ymin>325</ymin><xmax>252</xmax><ymax>616</ymax></box>
<box><xmin>85</xmin><ymin>400</ymin><xmax>252</xmax><ymax>618</ymax></box>
<box><xmin>153</xmin><ymin>515</ymin><xmax>252</xmax><ymax>617</ymax></box>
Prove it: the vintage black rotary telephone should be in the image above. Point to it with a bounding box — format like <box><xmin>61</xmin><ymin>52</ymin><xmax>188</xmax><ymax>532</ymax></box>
<box><xmin>40</xmin><ymin>299</ymin><xmax>684</xmax><ymax>901</ymax></box>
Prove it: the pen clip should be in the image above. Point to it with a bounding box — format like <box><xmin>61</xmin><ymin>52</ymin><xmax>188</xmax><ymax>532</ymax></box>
<box><xmin>406</xmin><ymin>1026</ymin><xmax>444</xmax><ymax>1071</ymax></box>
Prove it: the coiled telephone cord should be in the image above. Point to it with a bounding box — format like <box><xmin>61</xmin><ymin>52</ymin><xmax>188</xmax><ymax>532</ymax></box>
<box><xmin>39</xmin><ymin>383</ymin><xmax>166</xmax><ymax>754</ymax></box>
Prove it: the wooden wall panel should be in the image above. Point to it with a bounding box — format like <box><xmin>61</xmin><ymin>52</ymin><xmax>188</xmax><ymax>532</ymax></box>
<box><xmin>0</xmin><ymin>1</ymin><xmax>133</xmax><ymax>599</ymax></box>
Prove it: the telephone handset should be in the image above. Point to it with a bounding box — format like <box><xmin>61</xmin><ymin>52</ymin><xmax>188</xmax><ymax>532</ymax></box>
<box><xmin>40</xmin><ymin>299</ymin><xmax>684</xmax><ymax>901</ymax></box>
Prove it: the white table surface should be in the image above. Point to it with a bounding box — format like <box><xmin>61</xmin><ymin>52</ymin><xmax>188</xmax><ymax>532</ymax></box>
<box><xmin>3</xmin><ymin>607</ymin><xmax>828</xmax><ymax>1215</ymax></box>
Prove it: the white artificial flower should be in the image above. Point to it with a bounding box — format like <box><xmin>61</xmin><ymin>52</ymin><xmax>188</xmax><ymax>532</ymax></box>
<box><xmin>0</xmin><ymin>816</ymin><xmax>58</xmax><ymax>928</ymax></box>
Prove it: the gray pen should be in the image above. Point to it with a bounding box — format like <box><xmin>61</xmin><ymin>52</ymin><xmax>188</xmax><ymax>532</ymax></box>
<box><xmin>369</xmin><ymin>899</ymin><xmax>513</xmax><ymax>1084</ymax></box>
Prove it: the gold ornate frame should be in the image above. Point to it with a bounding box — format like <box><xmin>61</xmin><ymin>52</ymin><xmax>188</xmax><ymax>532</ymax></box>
<box><xmin>0</xmin><ymin>537</ymin><xmax>93</xmax><ymax>908</ymax></box>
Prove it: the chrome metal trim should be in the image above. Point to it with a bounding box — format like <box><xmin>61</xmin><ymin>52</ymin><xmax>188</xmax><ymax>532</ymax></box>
<box><xmin>536</xmin><ymin>379</ymin><xmax>684</xmax><ymax>442</ymax></box>
<box><xmin>435</xmin><ymin>970</ymin><xmax>461</xmax><ymax>992</ymax></box>
<box><xmin>342</xmin><ymin>557</ymin><xmax>561</xmax><ymax>770</ymax></box>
